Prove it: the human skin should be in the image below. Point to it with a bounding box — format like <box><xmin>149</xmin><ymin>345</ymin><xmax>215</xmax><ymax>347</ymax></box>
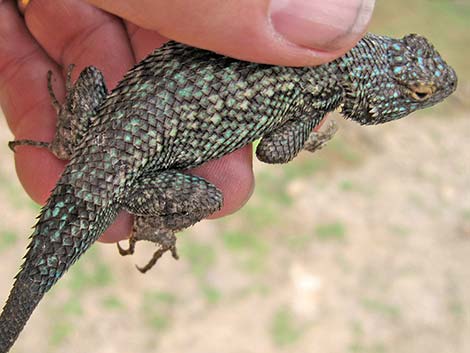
<box><xmin>0</xmin><ymin>0</ymin><xmax>375</xmax><ymax>242</ymax></box>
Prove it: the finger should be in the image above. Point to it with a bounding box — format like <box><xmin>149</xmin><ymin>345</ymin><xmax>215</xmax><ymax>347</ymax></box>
<box><xmin>24</xmin><ymin>0</ymin><xmax>134</xmax><ymax>87</ymax></box>
<box><xmin>0</xmin><ymin>0</ymin><xmax>65</xmax><ymax>203</ymax></box>
<box><xmin>8</xmin><ymin>0</ymin><xmax>135</xmax><ymax>203</ymax></box>
<box><xmin>124</xmin><ymin>23</ymin><xmax>168</xmax><ymax>60</ymax></box>
<box><xmin>11</xmin><ymin>0</ymin><xmax>137</xmax><ymax>241</ymax></box>
<box><xmin>87</xmin><ymin>0</ymin><xmax>375</xmax><ymax>66</ymax></box>
<box><xmin>98</xmin><ymin>211</ymin><xmax>133</xmax><ymax>243</ymax></box>
<box><xmin>191</xmin><ymin>145</ymin><xmax>254</xmax><ymax>219</ymax></box>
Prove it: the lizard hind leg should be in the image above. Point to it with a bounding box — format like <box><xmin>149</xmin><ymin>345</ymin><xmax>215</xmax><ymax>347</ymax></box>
<box><xmin>118</xmin><ymin>216</ymin><xmax>180</xmax><ymax>273</ymax></box>
<box><xmin>8</xmin><ymin>65</ymin><xmax>108</xmax><ymax>160</ymax></box>
<box><xmin>118</xmin><ymin>170</ymin><xmax>223</xmax><ymax>273</ymax></box>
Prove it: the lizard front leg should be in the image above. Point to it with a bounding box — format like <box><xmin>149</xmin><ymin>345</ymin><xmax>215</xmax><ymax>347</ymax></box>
<box><xmin>9</xmin><ymin>65</ymin><xmax>108</xmax><ymax>159</ymax></box>
<box><xmin>118</xmin><ymin>170</ymin><xmax>223</xmax><ymax>273</ymax></box>
<box><xmin>256</xmin><ymin>109</ymin><xmax>328</xmax><ymax>164</ymax></box>
<box><xmin>303</xmin><ymin>120</ymin><xmax>339</xmax><ymax>153</ymax></box>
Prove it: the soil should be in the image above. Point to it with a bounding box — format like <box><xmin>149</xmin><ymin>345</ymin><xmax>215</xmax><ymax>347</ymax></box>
<box><xmin>1</xmin><ymin>1</ymin><xmax>469</xmax><ymax>350</ymax></box>
<box><xmin>1</xmin><ymin>108</ymin><xmax>469</xmax><ymax>353</ymax></box>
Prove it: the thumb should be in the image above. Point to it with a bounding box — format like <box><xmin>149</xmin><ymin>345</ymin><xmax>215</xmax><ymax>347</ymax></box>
<box><xmin>86</xmin><ymin>0</ymin><xmax>375</xmax><ymax>66</ymax></box>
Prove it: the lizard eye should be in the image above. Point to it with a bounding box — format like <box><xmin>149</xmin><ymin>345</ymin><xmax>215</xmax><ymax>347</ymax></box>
<box><xmin>408</xmin><ymin>83</ymin><xmax>435</xmax><ymax>101</ymax></box>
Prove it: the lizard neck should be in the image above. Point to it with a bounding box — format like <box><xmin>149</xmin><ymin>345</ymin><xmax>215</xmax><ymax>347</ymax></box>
<box><xmin>335</xmin><ymin>34</ymin><xmax>392</xmax><ymax>124</ymax></box>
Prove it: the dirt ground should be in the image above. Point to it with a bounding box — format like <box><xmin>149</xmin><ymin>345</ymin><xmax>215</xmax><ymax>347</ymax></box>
<box><xmin>2</xmin><ymin>100</ymin><xmax>469</xmax><ymax>353</ymax></box>
<box><xmin>1</xmin><ymin>2</ymin><xmax>469</xmax><ymax>353</ymax></box>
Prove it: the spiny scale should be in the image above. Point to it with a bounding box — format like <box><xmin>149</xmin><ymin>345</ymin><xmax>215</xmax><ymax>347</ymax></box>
<box><xmin>0</xmin><ymin>33</ymin><xmax>457</xmax><ymax>352</ymax></box>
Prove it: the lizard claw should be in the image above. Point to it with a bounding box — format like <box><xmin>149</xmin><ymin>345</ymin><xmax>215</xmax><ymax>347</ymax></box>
<box><xmin>116</xmin><ymin>238</ymin><xmax>136</xmax><ymax>256</ymax></box>
<box><xmin>136</xmin><ymin>245</ymin><xmax>179</xmax><ymax>274</ymax></box>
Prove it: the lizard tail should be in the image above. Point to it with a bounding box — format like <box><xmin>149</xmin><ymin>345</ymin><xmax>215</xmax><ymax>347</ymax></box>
<box><xmin>0</xmin><ymin>273</ymin><xmax>44</xmax><ymax>352</ymax></box>
<box><xmin>0</xmin><ymin>183</ymin><xmax>119</xmax><ymax>352</ymax></box>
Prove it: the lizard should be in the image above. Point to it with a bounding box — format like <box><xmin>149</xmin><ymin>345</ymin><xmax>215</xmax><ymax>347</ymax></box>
<box><xmin>0</xmin><ymin>33</ymin><xmax>457</xmax><ymax>352</ymax></box>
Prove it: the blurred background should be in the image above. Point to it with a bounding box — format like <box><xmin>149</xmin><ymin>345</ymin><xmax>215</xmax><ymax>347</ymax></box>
<box><xmin>1</xmin><ymin>1</ymin><xmax>469</xmax><ymax>352</ymax></box>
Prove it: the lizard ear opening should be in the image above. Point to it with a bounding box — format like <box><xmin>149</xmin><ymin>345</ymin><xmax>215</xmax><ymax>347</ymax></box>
<box><xmin>407</xmin><ymin>83</ymin><xmax>435</xmax><ymax>101</ymax></box>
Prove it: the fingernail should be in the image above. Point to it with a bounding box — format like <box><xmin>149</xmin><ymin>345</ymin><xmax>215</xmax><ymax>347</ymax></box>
<box><xmin>270</xmin><ymin>0</ymin><xmax>375</xmax><ymax>51</ymax></box>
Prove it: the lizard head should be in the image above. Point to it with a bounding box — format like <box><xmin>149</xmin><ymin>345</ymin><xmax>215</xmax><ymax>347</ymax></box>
<box><xmin>341</xmin><ymin>33</ymin><xmax>457</xmax><ymax>125</ymax></box>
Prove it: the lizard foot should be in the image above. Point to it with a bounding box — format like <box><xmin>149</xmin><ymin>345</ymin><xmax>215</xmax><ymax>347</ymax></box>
<box><xmin>136</xmin><ymin>242</ymin><xmax>179</xmax><ymax>274</ymax></box>
<box><xmin>8</xmin><ymin>64</ymin><xmax>109</xmax><ymax>160</ymax></box>
<box><xmin>304</xmin><ymin>120</ymin><xmax>339</xmax><ymax>153</ymax></box>
<box><xmin>7</xmin><ymin>67</ymin><xmax>70</xmax><ymax>156</ymax></box>
<box><xmin>117</xmin><ymin>215</ymin><xmax>180</xmax><ymax>273</ymax></box>
<box><xmin>120</xmin><ymin>170</ymin><xmax>223</xmax><ymax>272</ymax></box>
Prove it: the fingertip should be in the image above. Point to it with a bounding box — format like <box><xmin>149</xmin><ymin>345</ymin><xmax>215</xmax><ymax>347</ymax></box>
<box><xmin>269</xmin><ymin>0</ymin><xmax>375</xmax><ymax>53</ymax></box>
<box><xmin>24</xmin><ymin>0</ymin><xmax>135</xmax><ymax>89</ymax></box>
<box><xmin>98</xmin><ymin>211</ymin><xmax>133</xmax><ymax>243</ymax></box>
<box><xmin>87</xmin><ymin>0</ymin><xmax>375</xmax><ymax>66</ymax></box>
<box><xmin>14</xmin><ymin>148</ymin><xmax>66</xmax><ymax>205</ymax></box>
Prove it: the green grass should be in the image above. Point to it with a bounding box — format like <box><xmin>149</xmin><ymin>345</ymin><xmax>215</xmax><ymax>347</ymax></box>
<box><xmin>349</xmin><ymin>342</ymin><xmax>388</xmax><ymax>353</ymax></box>
<box><xmin>61</xmin><ymin>298</ymin><xmax>83</xmax><ymax>316</ymax></box>
<box><xmin>462</xmin><ymin>209</ymin><xmax>470</xmax><ymax>220</ymax></box>
<box><xmin>146</xmin><ymin>315</ymin><xmax>171</xmax><ymax>330</ymax></box>
<box><xmin>448</xmin><ymin>300</ymin><xmax>465</xmax><ymax>321</ymax></box>
<box><xmin>179</xmin><ymin>238</ymin><xmax>216</xmax><ymax>278</ymax></box>
<box><xmin>232</xmin><ymin>283</ymin><xmax>271</xmax><ymax>300</ymax></box>
<box><xmin>222</xmin><ymin>230</ymin><xmax>265</xmax><ymax>252</ymax></box>
<box><xmin>337</xmin><ymin>179</ymin><xmax>372</xmax><ymax>195</ymax></box>
<box><xmin>269</xmin><ymin>306</ymin><xmax>306</xmax><ymax>347</ymax></box>
<box><xmin>141</xmin><ymin>291</ymin><xmax>178</xmax><ymax>331</ymax></box>
<box><xmin>179</xmin><ymin>239</ymin><xmax>223</xmax><ymax>302</ymax></box>
<box><xmin>48</xmin><ymin>299</ymin><xmax>84</xmax><ymax>347</ymax></box>
<box><xmin>221</xmin><ymin>230</ymin><xmax>269</xmax><ymax>273</ymax></box>
<box><xmin>47</xmin><ymin>299</ymin><xmax>82</xmax><ymax>346</ymax></box>
<box><xmin>201</xmin><ymin>284</ymin><xmax>222</xmax><ymax>304</ymax></box>
<box><xmin>44</xmin><ymin>247</ymin><xmax>115</xmax><ymax>348</ymax></box>
<box><xmin>149</xmin><ymin>291</ymin><xmax>178</xmax><ymax>305</ymax></box>
<box><xmin>256</xmin><ymin>170</ymin><xmax>293</xmax><ymax>206</ymax></box>
<box><xmin>66</xmin><ymin>248</ymin><xmax>113</xmax><ymax>292</ymax></box>
<box><xmin>283</xmin><ymin>233</ymin><xmax>313</xmax><ymax>251</ymax></box>
<box><xmin>90</xmin><ymin>262</ymin><xmax>113</xmax><ymax>286</ymax></box>
<box><xmin>50</xmin><ymin>322</ymin><xmax>75</xmax><ymax>347</ymax></box>
<box><xmin>283</xmin><ymin>158</ymin><xmax>329</xmax><ymax>181</ymax></box>
<box><xmin>0</xmin><ymin>230</ymin><xmax>17</xmax><ymax>252</ymax></box>
<box><xmin>339</xmin><ymin>179</ymin><xmax>357</xmax><ymax>192</ymax></box>
<box><xmin>446</xmin><ymin>278</ymin><xmax>466</xmax><ymax>323</ymax></box>
<box><xmin>388</xmin><ymin>224</ymin><xmax>412</xmax><ymax>238</ymax></box>
<box><xmin>102</xmin><ymin>295</ymin><xmax>125</xmax><ymax>310</ymax></box>
<box><xmin>349</xmin><ymin>321</ymin><xmax>388</xmax><ymax>353</ymax></box>
<box><xmin>315</xmin><ymin>222</ymin><xmax>347</xmax><ymax>241</ymax></box>
<box><xmin>0</xmin><ymin>172</ymin><xmax>35</xmax><ymax>209</ymax></box>
<box><xmin>326</xmin><ymin>138</ymin><xmax>363</xmax><ymax>165</ymax></box>
<box><xmin>238</xmin><ymin>203</ymin><xmax>280</xmax><ymax>230</ymax></box>
<box><xmin>361</xmin><ymin>298</ymin><xmax>401</xmax><ymax>320</ymax></box>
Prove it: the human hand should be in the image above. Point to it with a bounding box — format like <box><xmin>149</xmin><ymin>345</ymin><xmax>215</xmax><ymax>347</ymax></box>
<box><xmin>0</xmin><ymin>0</ymin><xmax>374</xmax><ymax>242</ymax></box>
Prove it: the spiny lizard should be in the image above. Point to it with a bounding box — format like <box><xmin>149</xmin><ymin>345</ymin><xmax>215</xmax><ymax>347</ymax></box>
<box><xmin>0</xmin><ymin>33</ymin><xmax>457</xmax><ymax>351</ymax></box>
